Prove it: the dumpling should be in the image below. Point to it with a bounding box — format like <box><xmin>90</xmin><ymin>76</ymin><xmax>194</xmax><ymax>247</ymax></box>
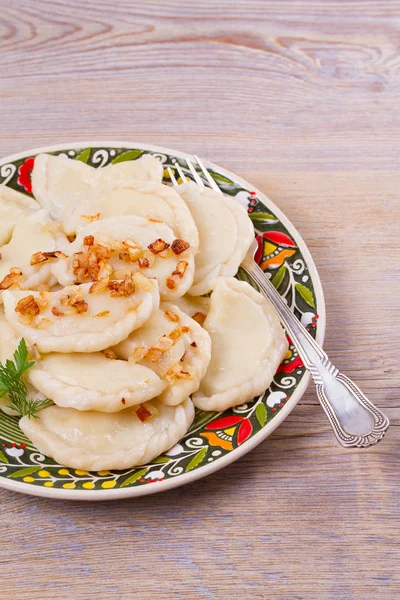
<box><xmin>2</xmin><ymin>277</ymin><xmax>159</xmax><ymax>353</ymax></box>
<box><xmin>19</xmin><ymin>398</ymin><xmax>195</xmax><ymax>471</ymax></box>
<box><xmin>0</xmin><ymin>210</ymin><xmax>67</xmax><ymax>296</ymax></box>
<box><xmin>193</xmin><ymin>277</ymin><xmax>288</xmax><ymax>411</ymax></box>
<box><xmin>64</xmin><ymin>180</ymin><xmax>199</xmax><ymax>248</ymax></box>
<box><xmin>177</xmin><ymin>183</ymin><xmax>254</xmax><ymax>295</ymax></box>
<box><xmin>28</xmin><ymin>352</ymin><xmax>166</xmax><ymax>412</ymax></box>
<box><xmin>31</xmin><ymin>154</ymin><xmax>97</xmax><ymax>222</ymax></box>
<box><xmin>113</xmin><ymin>303</ymin><xmax>211</xmax><ymax>406</ymax></box>
<box><xmin>31</xmin><ymin>153</ymin><xmax>164</xmax><ymax>230</ymax></box>
<box><xmin>0</xmin><ymin>185</ymin><xmax>39</xmax><ymax>246</ymax></box>
<box><xmin>52</xmin><ymin>215</ymin><xmax>195</xmax><ymax>300</ymax></box>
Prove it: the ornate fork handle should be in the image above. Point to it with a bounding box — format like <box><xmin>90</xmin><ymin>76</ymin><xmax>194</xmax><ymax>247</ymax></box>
<box><xmin>242</xmin><ymin>256</ymin><xmax>390</xmax><ymax>448</ymax></box>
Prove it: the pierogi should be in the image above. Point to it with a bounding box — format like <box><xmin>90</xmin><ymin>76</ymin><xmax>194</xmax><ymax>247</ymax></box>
<box><xmin>3</xmin><ymin>278</ymin><xmax>159</xmax><ymax>353</ymax></box>
<box><xmin>113</xmin><ymin>303</ymin><xmax>211</xmax><ymax>406</ymax></box>
<box><xmin>177</xmin><ymin>183</ymin><xmax>254</xmax><ymax>295</ymax></box>
<box><xmin>193</xmin><ymin>277</ymin><xmax>288</xmax><ymax>411</ymax></box>
<box><xmin>28</xmin><ymin>352</ymin><xmax>166</xmax><ymax>412</ymax></box>
<box><xmin>20</xmin><ymin>398</ymin><xmax>195</xmax><ymax>471</ymax></box>
<box><xmin>0</xmin><ymin>210</ymin><xmax>67</xmax><ymax>297</ymax></box>
<box><xmin>64</xmin><ymin>180</ymin><xmax>199</xmax><ymax>249</ymax></box>
<box><xmin>52</xmin><ymin>215</ymin><xmax>195</xmax><ymax>300</ymax></box>
<box><xmin>31</xmin><ymin>152</ymin><xmax>163</xmax><ymax>226</ymax></box>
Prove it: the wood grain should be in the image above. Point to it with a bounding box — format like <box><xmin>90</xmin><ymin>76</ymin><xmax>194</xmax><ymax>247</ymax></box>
<box><xmin>0</xmin><ymin>2</ymin><xmax>399</xmax><ymax>599</ymax></box>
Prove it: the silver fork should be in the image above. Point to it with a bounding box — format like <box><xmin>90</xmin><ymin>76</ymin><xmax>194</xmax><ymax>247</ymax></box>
<box><xmin>168</xmin><ymin>156</ymin><xmax>390</xmax><ymax>448</ymax></box>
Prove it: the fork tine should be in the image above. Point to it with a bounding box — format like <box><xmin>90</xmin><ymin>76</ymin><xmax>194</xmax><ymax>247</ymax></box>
<box><xmin>167</xmin><ymin>167</ymin><xmax>178</xmax><ymax>186</ymax></box>
<box><xmin>175</xmin><ymin>163</ymin><xmax>189</xmax><ymax>183</ymax></box>
<box><xmin>185</xmin><ymin>158</ymin><xmax>205</xmax><ymax>188</ymax></box>
<box><xmin>193</xmin><ymin>155</ymin><xmax>222</xmax><ymax>193</ymax></box>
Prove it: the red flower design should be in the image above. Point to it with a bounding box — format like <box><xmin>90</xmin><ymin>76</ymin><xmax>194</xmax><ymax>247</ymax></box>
<box><xmin>262</xmin><ymin>231</ymin><xmax>296</xmax><ymax>248</ymax></box>
<box><xmin>202</xmin><ymin>415</ymin><xmax>254</xmax><ymax>450</ymax></box>
<box><xmin>277</xmin><ymin>355</ymin><xmax>304</xmax><ymax>374</ymax></box>
<box><xmin>17</xmin><ymin>157</ymin><xmax>35</xmax><ymax>194</ymax></box>
<box><xmin>254</xmin><ymin>235</ymin><xmax>263</xmax><ymax>263</ymax></box>
<box><xmin>278</xmin><ymin>335</ymin><xmax>304</xmax><ymax>373</ymax></box>
<box><xmin>237</xmin><ymin>419</ymin><xmax>253</xmax><ymax>444</ymax></box>
<box><xmin>255</xmin><ymin>231</ymin><xmax>297</xmax><ymax>270</ymax></box>
<box><xmin>205</xmin><ymin>416</ymin><xmax>243</xmax><ymax>430</ymax></box>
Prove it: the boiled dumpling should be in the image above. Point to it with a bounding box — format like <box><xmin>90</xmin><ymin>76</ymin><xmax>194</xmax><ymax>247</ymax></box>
<box><xmin>31</xmin><ymin>154</ymin><xmax>97</xmax><ymax>222</ymax></box>
<box><xmin>52</xmin><ymin>216</ymin><xmax>195</xmax><ymax>300</ymax></box>
<box><xmin>20</xmin><ymin>398</ymin><xmax>195</xmax><ymax>471</ymax></box>
<box><xmin>113</xmin><ymin>303</ymin><xmax>211</xmax><ymax>406</ymax></box>
<box><xmin>3</xmin><ymin>278</ymin><xmax>159</xmax><ymax>353</ymax></box>
<box><xmin>64</xmin><ymin>180</ymin><xmax>199</xmax><ymax>248</ymax></box>
<box><xmin>28</xmin><ymin>352</ymin><xmax>166</xmax><ymax>412</ymax></box>
<box><xmin>177</xmin><ymin>183</ymin><xmax>254</xmax><ymax>295</ymax></box>
<box><xmin>0</xmin><ymin>185</ymin><xmax>39</xmax><ymax>246</ymax></box>
<box><xmin>193</xmin><ymin>277</ymin><xmax>288</xmax><ymax>411</ymax></box>
<box><xmin>31</xmin><ymin>153</ymin><xmax>163</xmax><ymax>230</ymax></box>
<box><xmin>0</xmin><ymin>210</ymin><xmax>67</xmax><ymax>296</ymax></box>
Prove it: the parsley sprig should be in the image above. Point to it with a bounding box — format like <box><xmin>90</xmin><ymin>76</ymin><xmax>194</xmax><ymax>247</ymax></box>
<box><xmin>0</xmin><ymin>339</ymin><xmax>52</xmax><ymax>418</ymax></box>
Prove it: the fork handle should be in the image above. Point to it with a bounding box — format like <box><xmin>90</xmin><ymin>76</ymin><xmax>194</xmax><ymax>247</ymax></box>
<box><xmin>242</xmin><ymin>259</ymin><xmax>390</xmax><ymax>448</ymax></box>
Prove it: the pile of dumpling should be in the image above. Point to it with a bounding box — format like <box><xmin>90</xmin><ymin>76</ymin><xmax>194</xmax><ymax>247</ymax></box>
<box><xmin>0</xmin><ymin>153</ymin><xmax>288</xmax><ymax>471</ymax></box>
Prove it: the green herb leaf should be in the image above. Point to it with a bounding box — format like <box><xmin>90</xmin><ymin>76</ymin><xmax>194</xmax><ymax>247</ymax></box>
<box><xmin>75</xmin><ymin>148</ymin><xmax>91</xmax><ymax>163</ymax></box>
<box><xmin>8</xmin><ymin>466</ymin><xmax>41</xmax><ymax>479</ymax></box>
<box><xmin>295</xmin><ymin>283</ymin><xmax>315</xmax><ymax>308</ymax></box>
<box><xmin>249</xmin><ymin>212</ymin><xmax>278</xmax><ymax>224</ymax></box>
<box><xmin>0</xmin><ymin>339</ymin><xmax>52</xmax><ymax>418</ymax></box>
<box><xmin>13</xmin><ymin>338</ymin><xmax>34</xmax><ymax>375</ymax></box>
<box><xmin>0</xmin><ymin>450</ymin><xmax>9</xmax><ymax>464</ymax></box>
<box><xmin>185</xmin><ymin>446</ymin><xmax>207</xmax><ymax>472</ymax></box>
<box><xmin>271</xmin><ymin>265</ymin><xmax>286</xmax><ymax>290</ymax></box>
<box><xmin>120</xmin><ymin>468</ymin><xmax>148</xmax><ymax>487</ymax></box>
<box><xmin>111</xmin><ymin>150</ymin><xmax>144</xmax><ymax>164</ymax></box>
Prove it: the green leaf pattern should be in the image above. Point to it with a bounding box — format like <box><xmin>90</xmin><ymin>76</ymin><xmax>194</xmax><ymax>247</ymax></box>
<box><xmin>185</xmin><ymin>447</ymin><xmax>207</xmax><ymax>472</ymax></box>
<box><xmin>295</xmin><ymin>283</ymin><xmax>316</xmax><ymax>308</ymax></box>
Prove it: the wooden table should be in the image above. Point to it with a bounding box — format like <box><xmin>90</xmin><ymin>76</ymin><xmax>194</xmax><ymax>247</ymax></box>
<box><xmin>1</xmin><ymin>2</ymin><xmax>399</xmax><ymax>598</ymax></box>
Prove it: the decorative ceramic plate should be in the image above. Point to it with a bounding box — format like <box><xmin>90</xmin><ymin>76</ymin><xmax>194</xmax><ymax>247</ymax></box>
<box><xmin>0</xmin><ymin>142</ymin><xmax>325</xmax><ymax>500</ymax></box>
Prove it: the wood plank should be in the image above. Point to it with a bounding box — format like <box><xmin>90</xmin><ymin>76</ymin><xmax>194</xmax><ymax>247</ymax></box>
<box><xmin>0</xmin><ymin>2</ymin><xmax>399</xmax><ymax>599</ymax></box>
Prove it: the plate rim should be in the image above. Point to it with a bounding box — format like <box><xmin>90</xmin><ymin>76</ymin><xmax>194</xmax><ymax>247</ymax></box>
<box><xmin>0</xmin><ymin>140</ymin><xmax>326</xmax><ymax>500</ymax></box>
